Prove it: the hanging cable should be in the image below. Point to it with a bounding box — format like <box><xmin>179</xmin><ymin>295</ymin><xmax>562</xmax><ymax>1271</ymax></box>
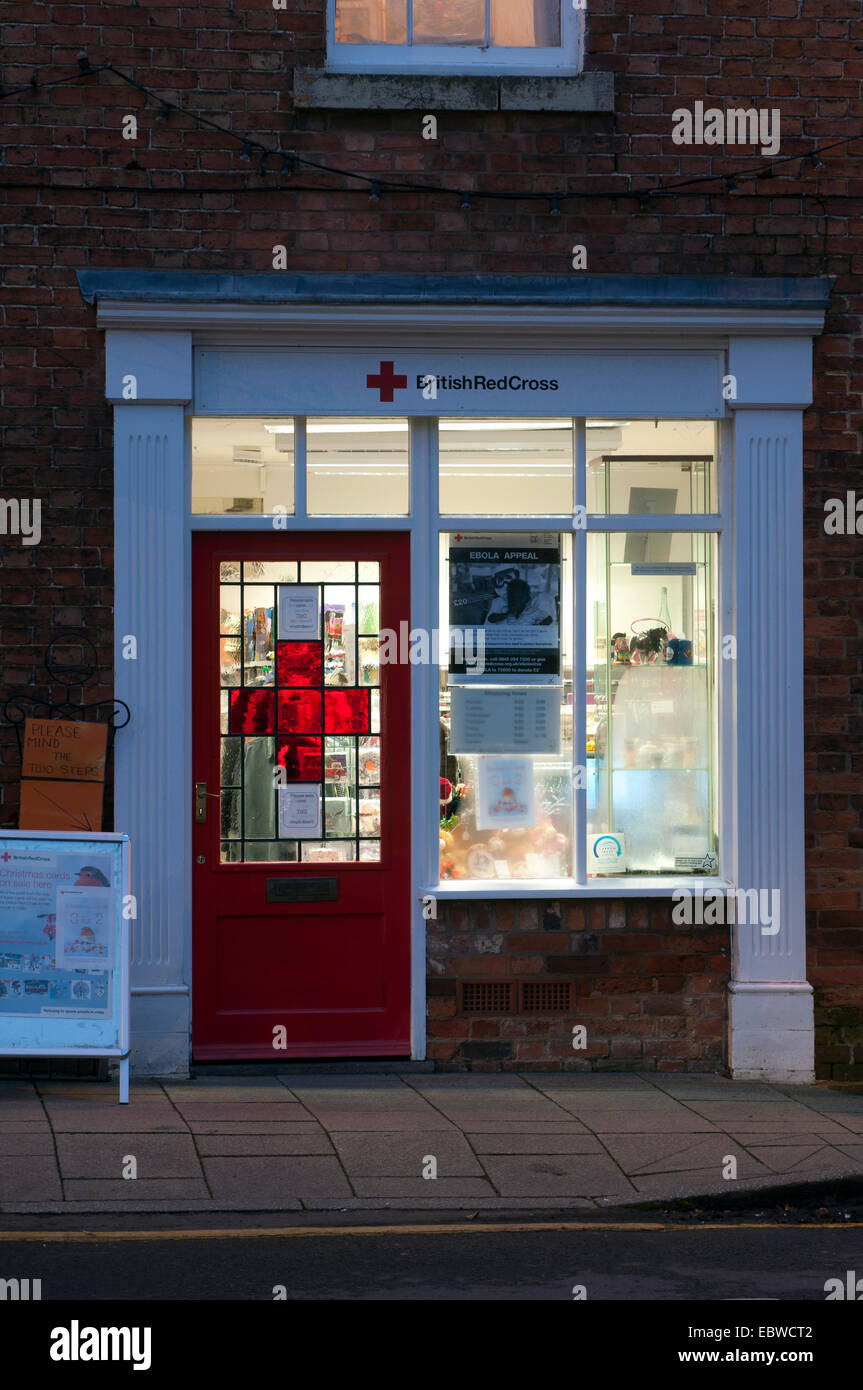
<box><xmin>0</xmin><ymin>55</ymin><xmax>857</xmax><ymax>210</ymax></box>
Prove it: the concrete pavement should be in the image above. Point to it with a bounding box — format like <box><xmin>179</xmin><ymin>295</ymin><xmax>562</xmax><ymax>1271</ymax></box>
<box><xmin>2</xmin><ymin>1072</ymin><xmax>863</xmax><ymax>1214</ymax></box>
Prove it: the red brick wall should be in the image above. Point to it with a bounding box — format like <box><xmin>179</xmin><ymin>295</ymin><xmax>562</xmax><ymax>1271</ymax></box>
<box><xmin>428</xmin><ymin>900</ymin><xmax>729</xmax><ymax>1071</ymax></box>
<box><xmin>1</xmin><ymin>1</ymin><xmax>860</xmax><ymax>1073</ymax></box>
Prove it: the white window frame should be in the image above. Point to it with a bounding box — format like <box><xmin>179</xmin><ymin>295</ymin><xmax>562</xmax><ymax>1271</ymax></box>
<box><xmin>326</xmin><ymin>0</ymin><xmax>583</xmax><ymax>76</ymax></box>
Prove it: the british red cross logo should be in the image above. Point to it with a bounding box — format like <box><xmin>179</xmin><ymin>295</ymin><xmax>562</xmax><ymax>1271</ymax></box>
<box><xmin>0</xmin><ymin>853</ymin><xmax>11</xmax><ymax>863</ymax></box>
<box><xmin>366</xmin><ymin>360</ymin><xmax>407</xmax><ymax>403</ymax></box>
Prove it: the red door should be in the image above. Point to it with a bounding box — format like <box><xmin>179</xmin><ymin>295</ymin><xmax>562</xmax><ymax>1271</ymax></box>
<box><xmin>192</xmin><ymin>532</ymin><xmax>411</xmax><ymax>1058</ymax></box>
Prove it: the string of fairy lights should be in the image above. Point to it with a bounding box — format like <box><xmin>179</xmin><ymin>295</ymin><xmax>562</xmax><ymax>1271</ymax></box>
<box><xmin>0</xmin><ymin>54</ymin><xmax>858</xmax><ymax>214</ymax></box>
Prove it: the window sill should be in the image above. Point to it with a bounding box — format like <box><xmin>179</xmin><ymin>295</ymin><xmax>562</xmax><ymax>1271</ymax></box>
<box><xmin>293</xmin><ymin>70</ymin><xmax>613</xmax><ymax>113</ymax></box>
<box><xmin>422</xmin><ymin>877</ymin><xmax>732</xmax><ymax>900</ymax></box>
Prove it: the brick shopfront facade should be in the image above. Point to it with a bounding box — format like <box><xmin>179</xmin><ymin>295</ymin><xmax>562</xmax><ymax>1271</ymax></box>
<box><xmin>1</xmin><ymin>0</ymin><xmax>861</xmax><ymax>1081</ymax></box>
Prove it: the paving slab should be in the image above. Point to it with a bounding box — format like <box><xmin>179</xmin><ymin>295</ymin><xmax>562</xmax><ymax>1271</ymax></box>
<box><xmin>0</xmin><ymin>1130</ymin><xmax>55</xmax><ymax>1155</ymax></box>
<box><xmin>299</xmin><ymin>1195</ymin><xmax>598</xmax><ymax>1211</ymax></box>
<box><xmin>169</xmin><ymin>1103</ymin><xmax>311</xmax><ymax>1123</ymax></box>
<box><xmin>531</xmin><ymin>1086</ymin><xmax>693</xmax><ymax>1112</ymax></box>
<box><xmin>1</xmin><ymin>1200</ymin><xmax>304</xmax><ymax>1214</ymax></box>
<box><xmin>598</xmin><ymin>1134</ymin><xmax>771</xmax><ymax>1178</ymax></box>
<box><xmin>452</xmin><ymin>1120</ymin><xmax>592</xmax><ymax>1134</ymax></box>
<box><xmin>163</xmin><ymin>1078</ymin><xmax>294</xmax><ymax>1100</ymax></box>
<box><xmin>584</xmin><ymin>1114</ymin><xmax>723</xmax><ymax>1134</ymax></box>
<box><xmin>0</xmin><ymin>1156</ymin><xmax>62</xmax><ymax>1201</ymax></box>
<box><xmin>806</xmin><ymin>1114</ymin><xmax>863</xmax><ymax>1132</ymax></box>
<box><xmin>729</xmin><ymin>1130</ymin><xmax>853</xmax><ymax>1148</ymax></box>
<box><xmin>42</xmin><ymin>1105</ymin><xmax>188</xmax><ymax>1134</ymax></box>
<box><xmin>286</xmin><ymin>1075</ymin><xmax>412</xmax><ymax>1089</ymax></box>
<box><xmin>37</xmin><ymin>1083</ymin><xmax>165</xmax><ymax>1099</ymax></box>
<box><xmin>0</xmin><ymin>1105</ymin><xmax>49</xmax><ymax>1121</ymax></box>
<box><xmin>719</xmin><ymin>1120</ymin><xmax>857</xmax><ymax>1142</ymax></box>
<box><xmin>629</xmin><ymin>1171</ymin><xmax>789</xmax><ymax>1201</ymax></box>
<box><xmin>330</xmin><ymin>1131</ymin><xmax>484</xmax><ymax>1177</ymax></box>
<box><xmin>529</xmin><ymin>1077</ymin><xmax>660</xmax><ymax>1093</ymax></box>
<box><xmin>203</xmin><ymin>1156</ymin><xmax>353</xmax><ymax>1202</ymax></box>
<box><xmin>685</xmin><ymin>1102</ymin><xmax>825</xmax><ymax>1123</ymax></box>
<box><xmin>542</xmin><ymin>1097</ymin><xmax>688</xmax><ymax>1114</ymax></box>
<box><xmin>467</xmin><ymin>1133</ymin><xmax>604</xmax><ymax>1155</ymax></box>
<box><xmin>349</xmin><ymin>1176</ymin><xmax>498</xmax><ymax>1198</ymax></box>
<box><xmin>62</xmin><ymin>1179</ymin><xmax>211</xmax><ymax>1201</ymax></box>
<box><xmin>181</xmin><ymin>1122</ymin><xmax>328</xmax><ymax>1135</ymax></box>
<box><xmin>284</xmin><ymin>1082</ymin><xmax>431</xmax><ymax>1109</ymax></box>
<box><xmin>195</xmin><ymin>1133</ymin><xmax>335</xmax><ymax>1156</ymax></box>
<box><xmin>164</xmin><ymin>1080</ymin><xmax>294</xmax><ymax>1101</ymax></box>
<box><xmin>55</xmin><ymin>1133</ymin><xmax>203</xmax><ymax>1179</ymax></box>
<box><xmin>746</xmin><ymin>1144</ymin><xmax>863</xmax><ymax>1175</ymax></box>
<box><xmin>480</xmin><ymin>1154</ymin><xmax>636</xmax><ymax>1198</ymax></box>
<box><xmin>279</xmin><ymin>1108</ymin><xmax>457</xmax><ymax>1132</ymax></box>
<box><xmin>774</xmin><ymin>1086</ymin><xmax>863</xmax><ymax>1107</ymax></box>
<box><xmin>407</xmin><ymin>1083</ymin><xmax>573</xmax><ymax>1126</ymax></box>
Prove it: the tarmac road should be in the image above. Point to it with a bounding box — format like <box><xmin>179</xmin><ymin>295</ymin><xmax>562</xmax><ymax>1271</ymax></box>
<box><xmin>2</xmin><ymin>1212</ymin><xmax>863</xmax><ymax>1301</ymax></box>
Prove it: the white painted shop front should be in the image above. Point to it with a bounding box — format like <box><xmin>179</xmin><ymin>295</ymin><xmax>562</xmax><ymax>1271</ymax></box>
<box><xmin>79</xmin><ymin>271</ymin><xmax>827</xmax><ymax>1081</ymax></box>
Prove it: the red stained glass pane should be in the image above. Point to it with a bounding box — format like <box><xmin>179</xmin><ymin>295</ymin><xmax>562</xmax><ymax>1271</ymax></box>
<box><xmin>278</xmin><ymin>689</ymin><xmax>322</xmax><ymax>734</ymax></box>
<box><xmin>230</xmin><ymin>688</ymin><xmax>275</xmax><ymax>734</ymax></box>
<box><xmin>277</xmin><ymin>738</ymin><xmax>323</xmax><ymax>782</ymax></box>
<box><xmin>325</xmin><ymin>689</ymin><xmax>370</xmax><ymax>734</ymax></box>
<box><xmin>277</xmin><ymin>641</ymin><xmax>322</xmax><ymax>687</ymax></box>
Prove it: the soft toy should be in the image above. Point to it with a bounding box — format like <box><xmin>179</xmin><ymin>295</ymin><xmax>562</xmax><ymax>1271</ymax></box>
<box><xmin>665</xmin><ymin>636</ymin><xmax>693</xmax><ymax>666</ymax></box>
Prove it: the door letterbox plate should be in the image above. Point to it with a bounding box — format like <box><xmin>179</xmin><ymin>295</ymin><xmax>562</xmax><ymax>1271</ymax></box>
<box><xmin>266</xmin><ymin>877</ymin><xmax>338</xmax><ymax>904</ymax></box>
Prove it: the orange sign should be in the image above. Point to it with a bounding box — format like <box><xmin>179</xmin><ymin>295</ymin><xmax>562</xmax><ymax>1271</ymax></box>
<box><xmin>19</xmin><ymin>719</ymin><xmax>108</xmax><ymax>832</ymax></box>
<box><xmin>18</xmin><ymin>780</ymin><xmax>105</xmax><ymax>833</ymax></box>
<box><xmin>21</xmin><ymin>719</ymin><xmax>108</xmax><ymax>782</ymax></box>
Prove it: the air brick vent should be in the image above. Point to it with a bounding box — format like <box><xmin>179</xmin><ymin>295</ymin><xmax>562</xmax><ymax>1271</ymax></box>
<box><xmin>460</xmin><ymin>981</ymin><xmax>516</xmax><ymax>1014</ymax></box>
<box><xmin>519</xmin><ymin>981</ymin><xmax>575</xmax><ymax>1013</ymax></box>
<box><xmin>458</xmin><ymin>981</ymin><xmax>576</xmax><ymax>1014</ymax></box>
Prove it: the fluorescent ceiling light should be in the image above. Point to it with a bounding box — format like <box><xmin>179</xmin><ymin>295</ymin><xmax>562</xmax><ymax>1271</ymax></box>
<box><xmin>439</xmin><ymin>419</ymin><xmax>571</xmax><ymax>431</ymax></box>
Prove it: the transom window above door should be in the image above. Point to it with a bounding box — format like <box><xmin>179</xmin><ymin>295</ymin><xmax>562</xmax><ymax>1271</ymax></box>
<box><xmin>329</xmin><ymin>0</ymin><xmax>580</xmax><ymax>74</ymax></box>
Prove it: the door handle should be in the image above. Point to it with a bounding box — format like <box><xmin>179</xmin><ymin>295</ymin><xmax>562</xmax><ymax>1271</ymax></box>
<box><xmin>194</xmin><ymin>782</ymin><xmax>208</xmax><ymax>824</ymax></box>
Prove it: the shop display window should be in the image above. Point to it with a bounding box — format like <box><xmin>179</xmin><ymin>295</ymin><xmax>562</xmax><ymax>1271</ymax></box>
<box><xmin>192</xmin><ymin>419</ymin><xmax>295</xmax><ymax>515</ymax></box>
<box><xmin>437</xmin><ymin>450</ymin><xmax>719</xmax><ymax>882</ymax></box>
<box><xmin>439</xmin><ymin>531</ymin><xmax>574</xmax><ymax>881</ymax></box>
<box><xmin>439</xmin><ymin>418</ymin><xmax>573</xmax><ymax>516</ymax></box>
<box><xmin>209</xmin><ymin>416</ymin><xmax>722</xmax><ymax>884</ymax></box>
<box><xmin>586</xmin><ymin>532</ymin><xmax>718</xmax><ymax>875</ymax></box>
<box><xmin>587</xmin><ymin>419</ymin><xmax>717</xmax><ymax>514</ymax></box>
<box><xmin>307</xmin><ymin>419</ymin><xmax>410</xmax><ymax>516</ymax></box>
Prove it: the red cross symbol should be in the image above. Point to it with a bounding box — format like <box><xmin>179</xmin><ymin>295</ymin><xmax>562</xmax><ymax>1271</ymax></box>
<box><xmin>0</xmin><ymin>853</ymin><xmax>11</xmax><ymax>863</ymax></box>
<box><xmin>366</xmin><ymin>360</ymin><xmax>407</xmax><ymax>403</ymax></box>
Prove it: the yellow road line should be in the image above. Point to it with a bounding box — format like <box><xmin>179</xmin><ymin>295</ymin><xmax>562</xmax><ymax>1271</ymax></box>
<box><xmin>0</xmin><ymin>1220</ymin><xmax>861</xmax><ymax>1242</ymax></box>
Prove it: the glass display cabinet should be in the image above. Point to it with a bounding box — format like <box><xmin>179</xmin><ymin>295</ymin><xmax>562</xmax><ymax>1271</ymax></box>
<box><xmin>587</xmin><ymin>531</ymin><xmax>718</xmax><ymax>875</ymax></box>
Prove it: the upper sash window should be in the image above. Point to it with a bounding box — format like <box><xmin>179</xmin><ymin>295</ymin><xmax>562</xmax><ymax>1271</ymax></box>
<box><xmin>329</xmin><ymin>0</ymin><xmax>581</xmax><ymax>75</ymax></box>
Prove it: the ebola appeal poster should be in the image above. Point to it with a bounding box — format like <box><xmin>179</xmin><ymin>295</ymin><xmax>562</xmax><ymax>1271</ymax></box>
<box><xmin>0</xmin><ymin>845</ymin><xmax>117</xmax><ymax>1018</ymax></box>
<box><xmin>449</xmin><ymin>532</ymin><xmax>561</xmax><ymax>680</ymax></box>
